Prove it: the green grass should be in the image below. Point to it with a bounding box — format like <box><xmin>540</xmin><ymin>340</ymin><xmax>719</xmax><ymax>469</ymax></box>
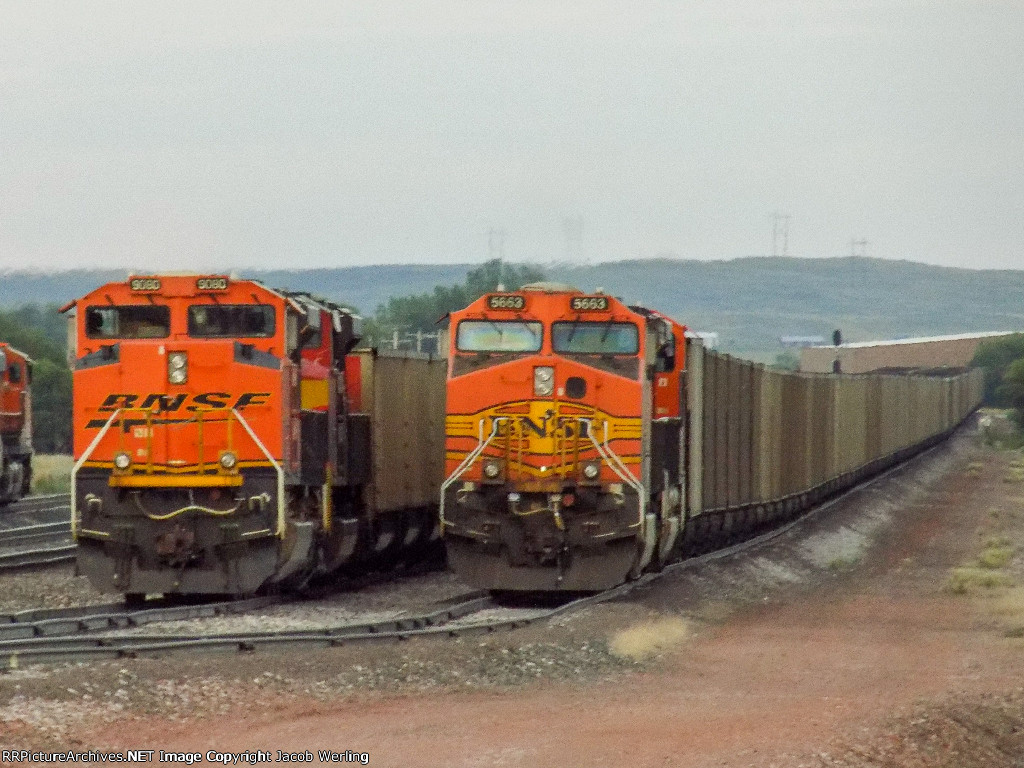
<box><xmin>1004</xmin><ymin>467</ymin><xmax>1024</xmax><ymax>483</ymax></box>
<box><xmin>948</xmin><ymin>568</ymin><xmax>1014</xmax><ymax>594</ymax></box>
<box><xmin>978</xmin><ymin>546</ymin><xmax>1015</xmax><ymax>570</ymax></box>
<box><xmin>31</xmin><ymin>454</ymin><xmax>72</xmax><ymax>495</ymax></box>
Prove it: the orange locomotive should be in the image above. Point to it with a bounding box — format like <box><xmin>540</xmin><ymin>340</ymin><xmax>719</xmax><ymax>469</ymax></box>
<box><xmin>0</xmin><ymin>343</ymin><xmax>33</xmax><ymax>503</ymax></box>
<box><xmin>64</xmin><ymin>275</ymin><xmax>439</xmax><ymax>599</ymax></box>
<box><xmin>442</xmin><ymin>283</ymin><xmax>687</xmax><ymax>590</ymax></box>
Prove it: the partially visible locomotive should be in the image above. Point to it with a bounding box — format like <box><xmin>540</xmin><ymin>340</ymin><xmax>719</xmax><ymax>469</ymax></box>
<box><xmin>0</xmin><ymin>343</ymin><xmax>33</xmax><ymax>504</ymax></box>
<box><xmin>442</xmin><ymin>283</ymin><xmax>984</xmax><ymax>592</ymax></box>
<box><xmin>65</xmin><ymin>275</ymin><xmax>443</xmax><ymax>599</ymax></box>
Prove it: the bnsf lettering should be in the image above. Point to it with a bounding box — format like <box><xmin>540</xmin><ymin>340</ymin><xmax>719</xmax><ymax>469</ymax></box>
<box><xmin>495</xmin><ymin>416</ymin><xmax>590</xmax><ymax>439</ymax></box>
<box><xmin>192</xmin><ymin>392</ymin><xmax>230</xmax><ymax>409</ymax></box>
<box><xmin>97</xmin><ymin>392</ymin><xmax>270</xmax><ymax>413</ymax></box>
<box><xmin>140</xmin><ymin>393</ymin><xmax>187</xmax><ymax>411</ymax></box>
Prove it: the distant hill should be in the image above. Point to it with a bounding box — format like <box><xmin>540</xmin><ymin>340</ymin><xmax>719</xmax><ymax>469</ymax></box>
<box><xmin>0</xmin><ymin>265</ymin><xmax>472</xmax><ymax>317</ymax></box>
<box><xmin>547</xmin><ymin>257</ymin><xmax>1024</xmax><ymax>359</ymax></box>
<box><xmin>3</xmin><ymin>257</ymin><xmax>1023</xmax><ymax>360</ymax></box>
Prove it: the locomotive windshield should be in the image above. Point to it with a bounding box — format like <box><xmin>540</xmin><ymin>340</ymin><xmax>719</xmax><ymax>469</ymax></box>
<box><xmin>457</xmin><ymin>320</ymin><xmax>542</xmax><ymax>353</ymax></box>
<box><xmin>85</xmin><ymin>306</ymin><xmax>171</xmax><ymax>339</ymax></box>
<box><xmin>188</xmin><ymin>304</ymin><xmax>276</xmax><ymax>338</ymax></box>
<box><xmin>551</xmin><ymin>321</ymin><xmax>639</xmax><ymax>355</ymax></box>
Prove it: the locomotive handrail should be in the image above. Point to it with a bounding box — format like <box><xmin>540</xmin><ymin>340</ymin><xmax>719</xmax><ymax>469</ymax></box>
<box><xmin>70</xmin><ymin>408</ymin><xmax>124</xmax><ymax>538</ymax></box>
<box><xmin>579</xmin><ymin>417</ymin><xmax>646</xmax><ymax>523</ymax></box>
<box><xmin>230</xmin><ymin>408</ymin><xmax>286</xmax><ymax>538</ymax></box>
<box><xmin>439</xmin><ymin>416</ymin><xmax>506</xmax><ymax>530</ymax></box>
<box><xmin>586</xmin><ymin>417</ymin><xmax>656</xmax><ymax>572</ymax></box>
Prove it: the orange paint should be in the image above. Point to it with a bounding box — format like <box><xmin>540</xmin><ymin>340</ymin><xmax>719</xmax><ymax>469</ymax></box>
<box><xmin>65</xmin><ymin>275</ymin><xmax>299</xmax><ymax>472</ymax></box>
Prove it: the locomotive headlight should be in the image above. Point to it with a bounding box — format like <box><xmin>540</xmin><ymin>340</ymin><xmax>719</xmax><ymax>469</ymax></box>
<box><xmin>582</xmin><ymin>462</ymin><xmax>600</xmax><ymax>480</ymax></box>
<box><xmin>533</xmin><ymin>366</ymin><xmax>555</xmax><ymax>396</ymax></box>
<box><xmin>168</xmin><ymin>351</ymin><xmax>188</xmax><ymax>384</ymax></box>
<box><xmin>219</xmin><ymin>451</ymin><xmax>238</xmax><ymax>470</ymax></box>
<box><xmin>113</xmin><ymin>452</ymin><xmax>132</xmax><ymax>471</ymax></box>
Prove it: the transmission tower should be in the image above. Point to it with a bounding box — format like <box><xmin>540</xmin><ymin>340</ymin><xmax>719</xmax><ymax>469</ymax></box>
<box><xmin>771</xmin><ymin>213</ymin><xmax>791</xmax><ymax>257</ymax></box>
<box><xmin>488</xmin><ymin>227</ymin><xmax>507</xmax><ymax>287</ymax></box>
<box><xmin>849</xmin><ymin>238</ymin><xmax>869</xmax><ymax>257</ymax></box>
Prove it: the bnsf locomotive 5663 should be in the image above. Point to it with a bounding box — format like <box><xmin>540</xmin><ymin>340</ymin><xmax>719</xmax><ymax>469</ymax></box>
<box><xmin>443</xmin><ymin>283</ymin><xmax>688</xmax><ymax>590</ymax></box>
<box><xmin>0</xmin><ymin>342</ymin><xmax>33</xmax><ymax>504</ymax></box>
<box><xmin>442</xmin><ymin>283</ymin><xmax>984</xmax><ymax>592</ymax></box>
<box><xmin>65</xmin><ymin>275</ymin><xmax>443</xmax><ymax>599</ymax></box>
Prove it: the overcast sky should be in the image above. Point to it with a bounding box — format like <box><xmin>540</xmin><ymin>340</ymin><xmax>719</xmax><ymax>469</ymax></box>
<box><xmin>1</xmin><ymin>1</ymin><xmax>1022</xmax><ymax>272</ymax></box>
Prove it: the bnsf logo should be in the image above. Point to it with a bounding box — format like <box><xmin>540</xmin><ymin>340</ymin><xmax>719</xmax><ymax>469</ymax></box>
<box><xmin>494</xmin><ymin>415</ymin><xmax>591</xmax><ymax>439</ymax></box>
<box><xmin>97</xmin><ymin>392</ymin><xmax>271</xmax><ymax>413</ymax></box>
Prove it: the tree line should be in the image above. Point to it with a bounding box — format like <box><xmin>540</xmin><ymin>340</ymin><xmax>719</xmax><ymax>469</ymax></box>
<box><xmin>972</xmin><ymin>334</ymin><xmax>1024</xmax><ymax>420</ymax></box>
<box><xmin>365</xmin><ymin>259</ymin><xmax>544</xmax><ymax>346</ymax></box>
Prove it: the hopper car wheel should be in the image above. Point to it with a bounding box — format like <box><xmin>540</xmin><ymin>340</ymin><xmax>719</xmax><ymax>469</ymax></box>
<box><xmin>124</xmin><ymin>593</ymin><xmax>146</xmax><ymax>609</ymax></box>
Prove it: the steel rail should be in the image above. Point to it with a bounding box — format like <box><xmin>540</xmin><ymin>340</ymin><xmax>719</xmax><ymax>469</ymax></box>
<box><xmin>1</xmin><ymin>493</ymin><xmax>71</xmax><ymax>517</ymax></box>
<box><xmin>0</xmin><ymin>592</ymin><xmax>492</xmax><ymax>668</ymax></box>
<box><xmin>0</xmin><ymin>544</ymin><xmax>76</xmax><ymax>571</ymax></box>
<box><xmin>0</xmin><ymin>520</ymin><xmax>72</xmax><ymax>547</ymax></box>
<box><xmin>0</xmin><ymin>595</ymin><xmax>283</xmax><ymax>642</ymax></box>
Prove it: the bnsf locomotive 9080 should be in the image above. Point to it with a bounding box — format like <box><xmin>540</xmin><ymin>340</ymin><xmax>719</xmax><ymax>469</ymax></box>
<box><xmin>64</xmin><ymin>275</ymin><xmax>443</xmax><ymax>599</ymax></box>
<box><xmin>0</xmin><ymin>342</ymin><xmax>33</xmax><ymax>504</ymax></box>
<box><xmin>442</xmin><ymin>283</ymin><xmax>984</xmax><ymax>592</ymax></box>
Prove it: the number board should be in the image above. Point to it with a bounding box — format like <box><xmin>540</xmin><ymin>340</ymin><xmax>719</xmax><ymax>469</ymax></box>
<box><xmin>487</xmin><ymin>294</ymin><xmax>526</xmax><ymax>311</ymax></box>
<box><xmin>129</xmin><ymin>278</ymin><xmax>161</xmax><ymax>292</ymax></box>
<box><xmin>196</xmin><ymin>277</ymin><xmax>229</xmax><ymax>291</ymax></box>
<box><xmin>569</xmin><ymin>295</ymin><xmax>610</xmax><ymax>312</ymax></box>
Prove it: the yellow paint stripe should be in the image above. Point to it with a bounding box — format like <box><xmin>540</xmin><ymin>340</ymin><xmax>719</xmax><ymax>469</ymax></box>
<box><xmin>109</xmin><ymin>474</ymin><xmax>244</xmax><ymax>488</ymax></box>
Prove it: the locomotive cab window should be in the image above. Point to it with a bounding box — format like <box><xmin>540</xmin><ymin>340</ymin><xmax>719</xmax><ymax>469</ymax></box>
<box><xmin>551</xmin><ymin>322</ymin><xmax>639</xmax><ymax>355</ymax></box>
<box><xmin>188</xmin><ymin>304</ymin><xmax>276</xmax><ymax>338</ymax></box>
<box><xmin>85</xmin><ymin>306</ymin><xmax>171</xmax><ymax>339</ymax></box>
<box><xmin>456</xmin><ymin>320</ymin><xmax>542</xmax><ymax>353</ymax></box>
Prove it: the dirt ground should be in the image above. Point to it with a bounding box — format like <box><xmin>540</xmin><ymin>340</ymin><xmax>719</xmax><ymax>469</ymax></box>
<box><xmin>5</xmin><ymin>427</ymin><xmax>1024</xmax><ymax>767</ymax></box>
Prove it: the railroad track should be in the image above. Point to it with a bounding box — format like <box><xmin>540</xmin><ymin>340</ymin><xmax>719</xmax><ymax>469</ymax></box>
<box><xmin>0</xmin><ymin>498</ymin><xmax>850</xmax><ymax>670</ymax></box>
<box><xmin>2</xmin><ymin>493</ymin><xmax>71</xmax><ymax>518</ymax></box>
<box><xmin>0</xmin><ymin>494</ymin><xmax>75</xmax><ymax>571</ymax></box>
<box><xmin>0</xmin><ymin>437</ymin><xmax>950</xmax><ymax>670</ymax></box>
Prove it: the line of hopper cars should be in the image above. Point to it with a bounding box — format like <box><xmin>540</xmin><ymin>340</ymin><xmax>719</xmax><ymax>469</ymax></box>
<box><xmin>56</xmin><ymin>275</ymin><xmax>981</xmax><ymax>598</ymax></box>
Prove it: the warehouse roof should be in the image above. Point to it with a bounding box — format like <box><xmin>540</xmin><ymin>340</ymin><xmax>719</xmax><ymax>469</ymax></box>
<box><xmin>810</xmin><ymin>331</ymin><xmax>1019</xmax><ymax>350</ymax></box>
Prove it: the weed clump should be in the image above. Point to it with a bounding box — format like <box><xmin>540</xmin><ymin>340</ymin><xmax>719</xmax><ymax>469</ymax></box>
<box><xmin>947</xmin><ymin>567</ymin><xmax>1014</xmax><ymax>594</ymax></box>
<box><xmin>608</xmin><ymin>616</ymin><xmax>691</xmax><ymax>661</ymax></box>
